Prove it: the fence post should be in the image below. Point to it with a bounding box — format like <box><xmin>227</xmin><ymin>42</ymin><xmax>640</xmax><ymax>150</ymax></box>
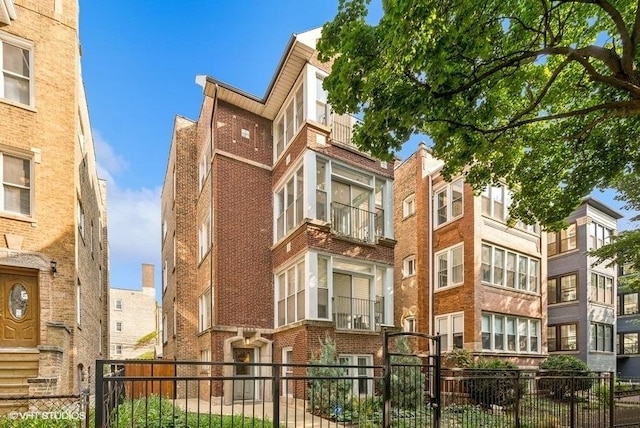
<box><xmin>272</xmin><ymin>363</ymin><xmax>280</xmax><ymax>428</ymax></box>
<box><xmin>95</xmin><ymin>360</ymin><xmax>104</xmax><ymax>428</ymax></box>
<box><xmin>434</xmin><ymin>334</ymin><xmax>441</xmax><ymax>428</ymax></box>
<box><xmin>570</xmin><ymin>372</ymin><xmax>576</xmax><ymax>428</ymax></box>
<box><xmin>382</xmin><ymin>329</ymin><xmax>391</xmax><ymax>428</ymax></box>
<box><xmin>609</xmin><ymin>372</ymin><xmax>614</xmax><ymax>427</ymax></box>
<box><xmin>515</xmin><ymin>370</ymin><xmax>521</xmax><ymax>428</ymax></box>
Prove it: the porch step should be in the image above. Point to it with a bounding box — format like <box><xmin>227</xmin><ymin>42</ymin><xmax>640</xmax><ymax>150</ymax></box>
<box><xmin>0</xmin><ymin>350</ymin><xmax>39</xmax><ymax>399</ymax></box>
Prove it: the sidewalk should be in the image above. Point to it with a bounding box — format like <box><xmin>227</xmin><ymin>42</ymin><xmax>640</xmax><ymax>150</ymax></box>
<box><xmin>177</xmin><ymin>397</ymin><xmax>332</xmax><ymax>427</ymax></box>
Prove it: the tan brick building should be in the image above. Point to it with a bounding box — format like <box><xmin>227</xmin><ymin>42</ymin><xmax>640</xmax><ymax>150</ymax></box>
<box><xmin>162</xmin><ymin>28</ymin><xmax>395</xmax><ymax>402</ymax></box>
<box><xmin>110</xmin><ymin>264</ymin><xmax>160</xmax><ymax>360</ymax></box>
<box><xmin>0</xmin><ymin>0</ymin><xmax>109</xmax><ymax>399</ymax></box>
<box><xmin>394</xmin><ymin>144</ymin><xmax>547</xmax><ymax>367</ymax></box>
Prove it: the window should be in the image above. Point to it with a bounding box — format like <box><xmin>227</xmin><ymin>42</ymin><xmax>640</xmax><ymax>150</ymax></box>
<box><xmin>114</xmin><ymin>344</ymin><xmax>122</xmax><ymax>356</ymax></box>
<box><xmin>275</xmin><ymin>166</ymin><xmax>304</xmax><ymax>240</ymax></box>
<box><xmin>548</xmin><ymin>323</ymin><xmax>577</xmax><ymax>352</ymax></box>
<box><xmin>436</xmin><ymin>313</ymin><xmax>464</xmax><ymax>351</ymax></box>
<box><xmin>590</xmin><ymin>272</ymin><xmax>613</xmax><ymax>305</ymax></box>
<box><xmin>198</xmin><ymin>213</ymin><xmax>210</xmax><ymax>260</ymax></box>
<box><xmin>162</xmin><ymin>220</ymin><xmax>167</xmax><ymax>242</ymax></box>
<box><xmin>77</xmin><ymin>199</ymin><xmax>85</xmax><ymax>238</ymax></box>
<box><xmin>200</xmin><ymin>349</ymin><xmax>211</xmax><ymax>374</ymax></box>
<box><xmin>403</xmin><ymin>316</ymin><xmax>416</xmax><ymax>333</ymax></box>
<box><xmin>275</xmin><ymin>83</ymin><xmax>304</xmax><ymax>158</ymax></box>
<box><xmin>77</xmin><ymin>115</ymin><xmax>85</xmax><ymax>152</ymax></box>
<box><xmin>198</xmin><ymin>148</ymin><xmax>210</xmax><ymax>190</ymax></box>
<box><xmin>339</xmin><ymin>355</ymin><xmax>372</xmax><ymax>396</ymax></box>
<box><xmin>434</xmin><ymin>179</ymin><xmax>463</xmax><ymax>226</ymax></box>
<box><xmin>618</xmin><ymin>333</ymin><xmax>639</xmax><ymax>355</ymax></box>
<box><xmin>589</xmin><ymin>222</ymin><xmax>613</xmax><ymax>250</ymax></box>
<box><xmin>173</xmin><ymin>302</ymin><xmax>177</xmax><ymax>337</ymax></box>
<box><xmin>162</xmin><ymin>260</ymin><xmax>167</xmax><ymax>291</ymax></box>
<box><xmin>403</xmin><ymin>255</ymin><xmax>416</xmax><ymax>278</ymax></box>
<box><xmin>276</xmin><ymin>259</ymin><xmax>305</xmax><ymax>327</ymax></box>
<box><xmin>162</xmin><ymin>314</ymin><xmax>168</xmax><ymax>343</ymax></box>
<box><xmin>435</xmin><ymin>245</ymin><xmax>463</xmax><ymax>289</ymax></box>
<box><xmin>318</xmin><ymin>257</ymin><xmax>329</xmax><ymax>319</ymax></box>
<box><xmin>1</xmin><ymin>35</ymin><xmax>33</xmax><ymax>106</ymax></box>
<box><xmin>590</xmin><ymin>323</ymin><xmax>613</xmax><ymax>352</ymax></box>
<box><xmin>198</xmin><ymin>289</ymin><xmax>211</xmax><ymax>332</ymax></box>
<box><xmin>403</xmin><ymin>194</ymin><xmax>415</xmax><ymax>218</ymax></box>
<box><xmin>548</xmin><ymin>273</ymin><xmax>578</xmax><ymax>304</ymax></box>
<box><xmin>0</xmin><ymin>153</ymin><xmax>31</xmax><ymax>216</ymax></box>
<box><xmin>482</xmin><ymin>313</ymin><xmax>539</xmax><ymax>353</ymax></box>
<box><xmin>115</xmin><ymin>299</ymin><xmax>122</xmax><ymax>310</ymax></box>
<box><xmin>481</xmin><ymin>185</ymin><xmax>509</xmax><ymax>221</ymax></box>
<box><xmin>316</xmin><ymin>76</ymin><xmax>329</xmax><ymax>125</ymax></box>
<box><xmin>115</xmin><ymin>321</ymin><xmax>122</xmax><ymax>332</ymax></box>
<box><xmin>619</xmin><ymin>292</ymin><xmax>639</xmax><ymax>315</ymax></box>
<box><xmin>76</xmin><ymin>280</ymin><xmax>81</xmax><ymax>326</ymax></box>
<box><xmin>315</xmin><ymin>158</ymin><xmax>390</xmax><ymax>242</ymax></box>
<box><xmin>481</xmin><ymin>244</ymin><xmax>539</xmax><ymax>293</ymax></box>
<box><xmin>548</xmin><ymin>223</ymin><xmax>577</xmax><ymax>256</ymax></box>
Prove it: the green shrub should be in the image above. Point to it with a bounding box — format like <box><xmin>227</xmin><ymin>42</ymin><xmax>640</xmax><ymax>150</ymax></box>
<box><xmin>307</xmin><ymin>336</ymin><xmax>352</xmax><ymax>418</ymax></box>
<box><xmin>538</xmin><ymin>355</ymin><xmax>594</xmax><ymax>401</ymax></box>
<box><xmin>464</xmin><ymin>359</ymin><xmax>522</xmax><ymax>408</ymax></box>
<box><xmin>390</xmin><ymin>336</ymin><xmax>426</xmax><ymax>410</ymax></box>
<box><xmin>442</xmin><ymin>347</ymin><xmax>473</xmax><ymax>368</ymax></box>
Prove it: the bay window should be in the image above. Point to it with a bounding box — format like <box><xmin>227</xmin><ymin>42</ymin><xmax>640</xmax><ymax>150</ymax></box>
<box><xmin>481</xmin><ymin>243</ymin><xmax>539</xmax><ymax>293</ymax></box>
<box><xmin>275</xmin><ymin>166</ymin><xmax>304</xmax><ymax>240</ymax></box>
<box><xmin>482</xmin><ymin>313</ymin><xmax>539</xmax><ymax>353</ymax></box>
<box><xmin>274</xmin><ymin>83</ymin><xmax>304</xmax><ymax>158</ymax></box>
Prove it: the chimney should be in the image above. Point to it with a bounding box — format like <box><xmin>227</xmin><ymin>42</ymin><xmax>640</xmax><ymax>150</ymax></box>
<box><xmin>141</xmin><ymin>264</ymin><xmax>155</xmax><ymax>295</ymax></box>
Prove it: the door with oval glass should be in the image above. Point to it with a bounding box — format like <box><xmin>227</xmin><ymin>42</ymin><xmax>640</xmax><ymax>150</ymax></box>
<box><xmin>0</xmin><ymin>273</ymin><xmax>38</xmax><ymax>347</ymax></box>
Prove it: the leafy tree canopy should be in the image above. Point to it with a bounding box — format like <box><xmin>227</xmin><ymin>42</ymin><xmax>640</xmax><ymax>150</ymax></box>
<box><xmin>318</xmin><ymin>0</ymin><xmax>640</xmax><ymax>231</ymax></box>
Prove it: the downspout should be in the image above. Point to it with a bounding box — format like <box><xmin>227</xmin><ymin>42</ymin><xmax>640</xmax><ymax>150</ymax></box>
<box><xmin>209</xmin><ymin>84</ymin><xmax>218</xmax><ymax>328</ymax></box>
<box><xmin>428</xmin><ymin>172</ymin><xmax>434</xmax><ymax>338</ymax></box>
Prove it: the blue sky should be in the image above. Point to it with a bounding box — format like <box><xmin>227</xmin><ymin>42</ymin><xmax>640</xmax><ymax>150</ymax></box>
<box><xmin>78</xmin><ymin>1</ymin><xmax>634</xmax><ymax>297</ymax></box>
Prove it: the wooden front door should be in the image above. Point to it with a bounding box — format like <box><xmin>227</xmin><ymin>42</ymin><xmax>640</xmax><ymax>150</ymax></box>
<box><xmin>0</xmin><ymin>273</ymin><xmax>39</xmax><ymax>347</ymax></box>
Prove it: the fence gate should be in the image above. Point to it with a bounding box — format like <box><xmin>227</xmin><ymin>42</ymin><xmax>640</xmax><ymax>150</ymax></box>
<box><xmin>383</xmin><ymin>330</ymin><xmax>442</xmax><ymax>428</ymax></box>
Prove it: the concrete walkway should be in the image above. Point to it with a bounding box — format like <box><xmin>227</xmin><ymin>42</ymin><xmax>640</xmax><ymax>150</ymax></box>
<box><xmin>177</xmin><ymin>397</ymin><xmax>337</xmax><ymax>427</ymax></box>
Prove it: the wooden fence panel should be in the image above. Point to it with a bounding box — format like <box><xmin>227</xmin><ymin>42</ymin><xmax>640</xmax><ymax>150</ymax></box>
<box><xmin>124</xmin><ymin>363</ymin><xmax>175</xmax><ymax>399</ymax></box>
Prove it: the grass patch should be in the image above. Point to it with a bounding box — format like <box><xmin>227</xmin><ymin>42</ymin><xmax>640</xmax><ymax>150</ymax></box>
<box><xmin>109</xmin><ymin>395</ymin><xmax>277</xmax><ymax>428</ymax></box>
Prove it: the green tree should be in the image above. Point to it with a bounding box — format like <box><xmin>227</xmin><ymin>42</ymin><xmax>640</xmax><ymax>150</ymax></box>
<box><xmin>318</xmin><ymin>0</ymin><xmax>640</xmax><ymax>233</ymax></box>
<box><xmin>307</xmin><ymin>336</ymin><xmax>352</xmax><ymax>418</ymax></box>
<box><xmin>390</xmin><ymin>336</ymin><xmax>425</xmax><ymax>410</ymax></box>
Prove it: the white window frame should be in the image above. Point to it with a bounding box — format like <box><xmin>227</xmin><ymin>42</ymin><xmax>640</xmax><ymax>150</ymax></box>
<box><xmin>162</xmin><ymin>314</ymin><xmax>168</xmax><ymax>343</ymax></box>
<box><xmin>402</xmin><ymin>194</ymin><xmax>415</xmax><ymax>218</ymax></box>
<box><xmin>339</xmin><ymin>354</ymin><xmax>373</xmax><ymax>396</ymax></box>
<box><xmin>198</xmin><ymin>213</ymin><xmax>211</xmax><ymax>260</ymax></box>
<box><xmin>114</xmin><ymin>344</ymin><xmax>122</xmax><ymax>356</ymax></box>
<box><xmin>162</xmin><ymin>260</ymin><xmax>167</xmax><ymax>291</ymax></box>
<box><xmin>275</xmin><ymin>165</ymin><xmax>304</xmax><ymax>241</ymax></box>
<box><xmin>403</xmin><ymin>255</ymin><xmax>416</xmax><ymax>278</ymax></box>
<box><xmin>115</xmin><ymin>321</ymin><xmax>122</xmax><ymax>332</ymax></box>
<box><xmin>77</xmin><ymin>198</ymin><xmax>85</xmax><ymax>238</ymax></box>
<box><xmin>403</xmin><ymin>316</ymin><xmax>416</xmax><ymax>333</ymax></box>
<box><xmin>76</xmin><ymin>281</ymin><xmax>82</xmax><ymax>326</ymax></box>
<box><xmin>435</xmin><ymin>312</ymin><xmax>464</xmax><ymax>351</ymax></box>
<box><xmin>198</xmin><ymin>289</ymin><xmax>212</xmax><ymax>333</ymax></box>
<box><xmin>435</xmin><ymin>244</ymin><xmax>464</xmax><ymax>289</ymax></box>
<box><xmin>481</xmin><ymin>243</ymin><xmax>539</xmax><ymax>293</ymax></box>
<box><xmin>0</xmin><ymin>33</ymin><xmax>35</xmax><ymax>107</ymax></box>
<box><xmin>0</xmin><ymin>151</ymin><xmax>33</xmax><ymax>217</ymax></box>
<box><xmin>481</xmin><ymin>184</ymin><xmax>510</xmax><ymax>222</ymax></box>
<box><xmin>115</xmin><ymin>299</ymin><xmax>122</xmax><ymax>310</ymax></box>
<box><xmin>434</xmin><ymin>179</ymin><xmax>463</xmax><ymax>227</ymax></box>
<box><xmin>482</xmin><ymin>313</ymin><xmax>540</xmax><ymax>353</ymax></box>
<box><xmin>274</xmin><ymin>82</ymin><xmax>304</xmax><ymax>159</ymax></box>
<box><xmin>275</xmin><ymin>258</ymin><xmax>305</xmax><ymax>327</ymax></box>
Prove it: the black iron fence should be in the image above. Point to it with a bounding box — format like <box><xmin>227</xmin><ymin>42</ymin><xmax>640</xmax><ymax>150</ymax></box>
<box><xmin>94</xmin><ymin>358</ymin><xmax>637</xmax><ymax>427</ymax></box>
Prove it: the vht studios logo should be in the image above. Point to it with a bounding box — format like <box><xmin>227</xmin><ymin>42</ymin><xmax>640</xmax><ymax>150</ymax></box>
<box><xmin>6</xmin><ymin>410</ymin><xmax>86</xmax><ymax>421</ymax></box>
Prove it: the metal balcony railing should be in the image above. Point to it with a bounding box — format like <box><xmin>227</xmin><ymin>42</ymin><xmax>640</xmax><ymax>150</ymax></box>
<box><xmin>331</xmin><ymin>202</ymin><xmax>378</xmax><ymax>243</ymax></box>
<box><xmin>333</xmin><ymin>296</ymin><xmax>384</xmax><ymax>331</ymax></box>
<box><xmin>330</xmin><ymin>112</ymin><xmax>363</xmax><ymax>152</ymax></box>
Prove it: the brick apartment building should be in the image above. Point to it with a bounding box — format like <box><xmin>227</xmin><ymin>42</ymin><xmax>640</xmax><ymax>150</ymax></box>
<box><xmin>161</xmin><ymin>28</ymin><xmax>395</xmax><ymax>402</ymax></box>
<box><xmin>547</xmin><ymin>198</ymin><xmax>620</xmax><ymax>372</ymax></box>
<box><xmin>394</xmin><ymin>143</ymin><xmax>546</xmax><ymax>367</ymax></box>
<box><xmin>110</xmin><ymin>264</ymin><xmax>161</xmax><ymax>359</ymax></box>
<box><xmin>0</xmin><ymin>0</ymin><xmax>109</xmax><ymax>400</ymax></box>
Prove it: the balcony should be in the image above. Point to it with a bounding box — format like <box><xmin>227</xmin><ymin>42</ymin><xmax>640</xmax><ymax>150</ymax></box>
<box><xmin>333</xmin><ymin>296</ymin><xmax>384</xmax><ymax>331</ymax></box>
<box><xmin>331</xmin><ymin>202</ymin><xmax>381</xmax><ymax>243</ymax></box>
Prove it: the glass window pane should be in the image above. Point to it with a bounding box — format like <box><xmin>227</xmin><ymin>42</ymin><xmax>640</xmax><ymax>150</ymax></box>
<box><xmin>481</xmin><ymin>245</ymin><xmax>491</xmax><ymax>283</ymax></box>
<box><xmin>493</xmin><ymin>249</ymin><xmax>504</xmax><ymax>285</ymax></box>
